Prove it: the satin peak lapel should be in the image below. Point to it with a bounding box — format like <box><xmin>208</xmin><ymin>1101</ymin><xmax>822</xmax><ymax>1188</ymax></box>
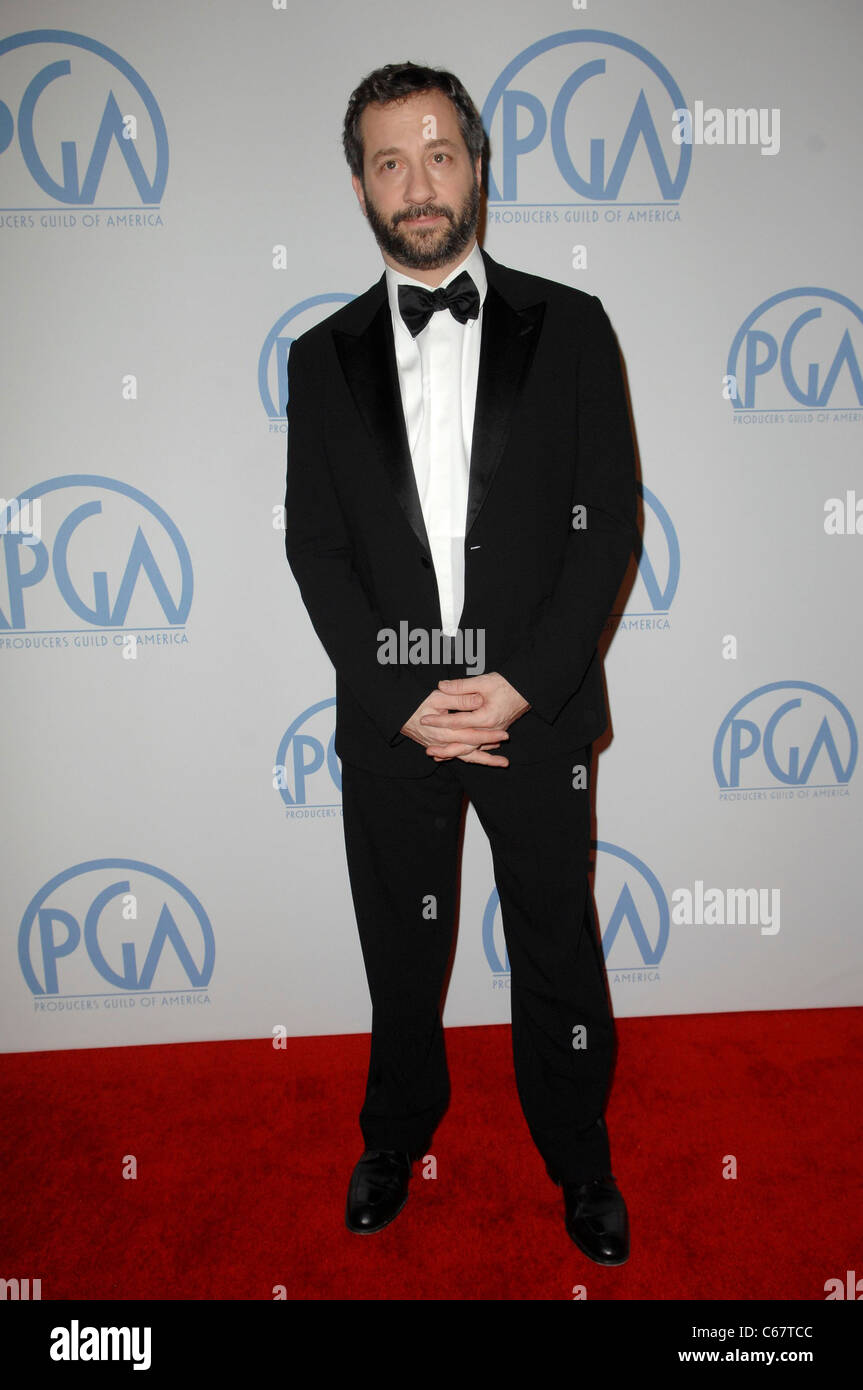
<box><xmin>466</xmin><ymin>285</ymin><xmax>545</xmax><ymax>537</ymax></box>
<box><xmin>332</xmin><ymin>301</ymin><xmax>430</xmax><ymax>554</ymax></box>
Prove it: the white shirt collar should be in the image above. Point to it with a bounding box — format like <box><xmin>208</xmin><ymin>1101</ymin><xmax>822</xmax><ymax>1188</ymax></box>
<box><xmin>385</xmin><ymin>240</ymin><xmax>487</xmax><ymax>332</ymax></box>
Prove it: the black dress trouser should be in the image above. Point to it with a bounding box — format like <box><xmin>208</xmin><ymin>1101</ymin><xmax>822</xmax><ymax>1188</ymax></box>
<box><xmin>340</xmin><ymin>742</ymin><xmax>617</xmax><ymax>1184</ymax></box>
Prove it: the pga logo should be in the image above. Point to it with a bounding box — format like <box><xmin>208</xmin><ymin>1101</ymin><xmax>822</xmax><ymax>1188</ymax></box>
<box><xmin>18</xmin><ymin>859</ymin><xmax>215</xmax><ymax>996</ymax></box>
<box><xmin>592</xmin><ymin>840</ymin><xmax>669</xmax><ymax>971</ymax></box>
<box><xmin>481</xmin><ymin>29</ymin><xmax>690</xmax><ymax>204</ymax></box>
<box><xmin>713</xmin><ymin>682</ymin><xmax>857</xmax><ymax>790</ymax></box>
<box><xmin>0</xmin><ymin>30</ymin><xmax>168</xmax><ymax>207</ymax></box>
<box><xmin>614</xmin><ymin>483</ymin><xmax>679</xmax><ymax>617</ymax></box>
<box><xmin>482</xmin><ymin>840</ymin><xmax>669</xmax><ymax>977</ymax></box>
<box><xmin>259</xmin><ymin>294</ymin><xmax>354</xmax><ymax>421</ymax></box>
<box><xmin>726</xmin><ymin>288</ymin><xmax>863</xmax><ymax>411</ymax></box>
<box><xmin>274</xmin><ymin>697</ymin><xmax>341</xmax><ymax>809</ymax></box>
<box><xmin>0</xmin><ymin>475</ymin><xmax>193</xmax><ymax>633</ymax></box>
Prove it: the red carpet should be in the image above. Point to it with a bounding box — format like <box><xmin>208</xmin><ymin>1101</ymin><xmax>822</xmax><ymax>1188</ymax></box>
<box><xmin>1</xmin><ymin>1010</ymin><xmax>860</xmax><ymax>1301</ymax></box>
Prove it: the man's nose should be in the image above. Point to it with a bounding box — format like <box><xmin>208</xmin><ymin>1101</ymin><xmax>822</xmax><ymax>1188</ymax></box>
<box><xmin>403</xmin><ymin>161</ymin><xmax>435</xmax><ymax>205</ymax></box>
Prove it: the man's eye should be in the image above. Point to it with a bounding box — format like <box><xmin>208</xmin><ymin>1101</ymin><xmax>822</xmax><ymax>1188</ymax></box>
<box><xmin>432</xmin><ymin>152</ymin><xmax>449</xmax><ymax>163</ymax></box>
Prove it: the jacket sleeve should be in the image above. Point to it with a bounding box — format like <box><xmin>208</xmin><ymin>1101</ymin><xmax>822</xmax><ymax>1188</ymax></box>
<box><xmin>284</xmin><ymin>334</ymin><xmax>430</xmax><ymax>744</ymax></box>
<box><xmin>497</xmin><ymin>294</ymin><xmax>639</xmax><ymax>723</ymax></box>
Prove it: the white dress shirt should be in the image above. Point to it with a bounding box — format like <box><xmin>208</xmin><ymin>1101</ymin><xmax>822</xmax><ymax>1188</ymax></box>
<box><xmin>385</xmin><ymin>240</ymin><xmax>487</xmax><ymax>636</ymax></box>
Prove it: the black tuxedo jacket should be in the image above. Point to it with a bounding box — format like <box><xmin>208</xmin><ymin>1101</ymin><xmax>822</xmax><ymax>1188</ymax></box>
<box><xmin>284</xmin><ymin>248</ymin><xmax>638</xmax><ymax>778</ymax></box>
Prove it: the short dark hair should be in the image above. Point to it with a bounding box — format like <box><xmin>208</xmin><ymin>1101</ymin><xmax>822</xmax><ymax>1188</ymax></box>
<box><xmin>342</xmin><ymin>61</ymin><xmax>488</xmax><ymax>181</ymax></box>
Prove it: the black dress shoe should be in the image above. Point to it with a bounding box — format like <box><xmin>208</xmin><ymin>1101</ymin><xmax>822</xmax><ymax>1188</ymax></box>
<box><xmin>563</xmin><ymin>1175</ymin><xmax>630</xmax><ymax>1266</ymax></box>
<box><xmin>345</xmin><ymin>1149</ymin><xmax>412</xmax><ymax>1234</ymax></box>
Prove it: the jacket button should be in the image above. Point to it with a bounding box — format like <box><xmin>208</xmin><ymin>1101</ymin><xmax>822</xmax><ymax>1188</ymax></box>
<box><xmin>420</xmin><ymin>556</ymin><xmax>431</xmax><ymax>568</ymax></box>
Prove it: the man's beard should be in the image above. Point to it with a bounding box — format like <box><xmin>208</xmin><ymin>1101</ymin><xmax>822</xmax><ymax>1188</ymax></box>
<box><xmin>362</xmin><ymin>177</ymin><xmax>481</xmax><ymax>271</ymax></box>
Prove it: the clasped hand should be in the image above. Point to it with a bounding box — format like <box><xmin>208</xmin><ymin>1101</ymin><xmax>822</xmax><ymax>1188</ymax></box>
<box><xmin>400</xmin><ymin>673</ymin><xmax>530</xmax><ymax>767</ymax></box>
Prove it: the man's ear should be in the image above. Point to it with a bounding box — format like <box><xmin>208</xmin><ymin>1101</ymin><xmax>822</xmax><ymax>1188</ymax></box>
<box><xmin>351</xmin><ymin>174</ymin><xmax>367</xmax><ymax>218</ymax></box>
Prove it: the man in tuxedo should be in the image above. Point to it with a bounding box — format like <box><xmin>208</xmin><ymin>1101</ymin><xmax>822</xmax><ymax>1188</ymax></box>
<box><xmin>284</xmin><ymin>62</ymin><xmax>638</xmax><ymax>1264</ymax></box>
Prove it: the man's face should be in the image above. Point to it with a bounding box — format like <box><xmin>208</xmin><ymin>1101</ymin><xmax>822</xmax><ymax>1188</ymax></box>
<box><xmin>351</xmin><ymin>88</ymin><xmax>481</xmax><ymax>273</ymax></box>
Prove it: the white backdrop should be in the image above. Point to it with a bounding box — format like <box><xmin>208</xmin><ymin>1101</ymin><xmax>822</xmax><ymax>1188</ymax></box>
<box><xmin>2</xmin><ymin>0</ymin><xmax>860</xmax><ymax>1054</ymax></box>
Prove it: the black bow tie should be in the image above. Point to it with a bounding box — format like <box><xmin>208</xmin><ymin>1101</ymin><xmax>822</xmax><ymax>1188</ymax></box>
<box><xmin>398</xmin><ymin>270</ymin><xmax>481</xmax><ymax>338</ymax></box>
